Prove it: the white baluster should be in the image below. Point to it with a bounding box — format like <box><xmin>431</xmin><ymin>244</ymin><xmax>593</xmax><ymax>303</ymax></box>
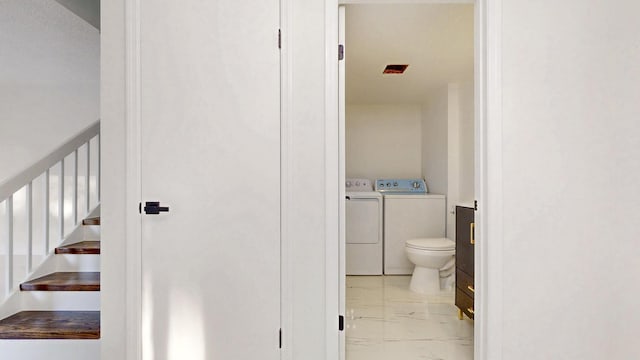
<box><xmin>86</xmin><ymin>141</ymin><xmax>91</xmax><ymax>214</ymax></box>
<box><xmin>44</xmin><ymin>169</ymin><xmax>50</xmax><ymax>254</ymax></box>
<box><xmin>97</xmin><ymin>134</ymin><xmax>101</xmax><ymax>201</ymax></box>
<box><xmin>5</xmin><ymin>196</ymin><xmax>14</xmax><ymax>294</ymax></box>
<box><xmin>73</xmin><ymin>149</ymin><xmax>78</xmax><ymax>225</ymax></box>
<box><xmin>59</xmin><ymin>159</ymin><xmax>65</xmax><ymax>239</ymax></box>
<box><xmin>27</xmin><ymin>182</ymin><xmax>33</xmax><ymax>273</ymax></box>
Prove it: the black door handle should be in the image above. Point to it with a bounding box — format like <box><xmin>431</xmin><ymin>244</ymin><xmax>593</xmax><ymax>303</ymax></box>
<box><xmin>346</xmin><ymin>196</ymin><xmax>351</xmax><ymax>200</ymax></box>
<box><xmin>143</xmin><ymin>201</ymin><xmax>170</xmax><ymax>214</ymax></box>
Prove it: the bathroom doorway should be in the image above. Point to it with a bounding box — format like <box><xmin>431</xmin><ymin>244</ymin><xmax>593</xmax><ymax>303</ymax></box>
<box><xmin>338</xmin><ymin>3</ymin><xmax>477</xmax><ymax>359</ymax></box>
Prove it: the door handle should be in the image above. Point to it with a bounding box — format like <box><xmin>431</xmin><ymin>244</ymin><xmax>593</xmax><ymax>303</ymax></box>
<box><xmin>143</xmin><ymin>201</ymin><xmax>170</xmax><ymax>215</ymax></box>
<box><xmin>470</xmin><ymin>222</ymin><xmax>475</xmax><ymax>245</ymax></box>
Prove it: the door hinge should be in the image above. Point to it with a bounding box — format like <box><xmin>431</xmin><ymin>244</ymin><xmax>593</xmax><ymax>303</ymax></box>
<box><xmin>279</xmin><ymin>328</ymin><xmax>282</xmax><ymax>348</ymax></box>
<box><xmin>278</xmin><ymin>29</ymin><xmax>281</xmax><ymax>49</ymax></box>
<box><xmin>338</xmin><ymin>44</ymin><xmax>344</xmax><ymax>60</ymax></box>
<box><xmin>474</xmin><ymin>200</ymin><xmax>478</xmax><ymax>211</ymax></box>
<box><xmin>338</xmin><ymin>315</ymin><xmax>344</xmax><ymax>331</ymax></box>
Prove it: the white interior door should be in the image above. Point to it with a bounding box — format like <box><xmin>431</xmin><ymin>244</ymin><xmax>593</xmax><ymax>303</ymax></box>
<box><xmin>338</xmin><ymin>5</ymin><xmax>346</xmax><ymax>360</ymax></box>
<box><xmin>139</xmin><ymin>1</ymin><xmax>281</xmax><ymax>359</ymax></box>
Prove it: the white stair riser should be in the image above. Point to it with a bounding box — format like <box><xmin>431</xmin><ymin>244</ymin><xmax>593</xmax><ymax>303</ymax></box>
<box><xmin>19</xmin><ymin>253</ymin><xmax>100</xmax><ymax>282</ymax></box>
<box><xmin>21</xmin><ymin>292</ymin><xmax>100</xmax><ymax>311</ymax></box>
<box><xmin>0</xmin><ymin>288</ymin><xmax>100</xmax><ymax>320</ymax></box>
<box><xmin>0</xmin><ymin>340</ymin><xmax>100</xmax><ymax>360</ymax></box>
<box><xmin>83</xmin><ymin>225</ymin><xmax>100</xmax><ymax>240</ymax></box>
<box><xmin>56</xmin><ymin>254</ymin><xmax>100</xmax><ymax>272</ymax></box>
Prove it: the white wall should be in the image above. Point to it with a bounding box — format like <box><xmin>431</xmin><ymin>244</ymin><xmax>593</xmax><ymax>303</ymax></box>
<box><xmin>447</xmin><ymin>81</ymin><xmax>474</xmax><ymax>238</ymax></box>
<box><xmin>446</xmin><ymin>84</ymin><xmax>460</xmax><ymax>238</ymax></box>
<box><xmin>422</xmin><ymin>82</ymin><xmax>473</xmax><ymax>239</ymax></box>
<box><xmin>346</xmin><ymin>104</ymin><xmax>422</xmax><ymax>180</ymax></box>
<box><xmin>421</xmin><ymin>87</ymin><xmax>448</xmax><ymax>195</ymax></box>
<box><xmin>0</xmin><ymin>0</ymin><xmax>99</xmax><ymax>185</ymax></box>
<box><xmin>458</xmin><ymin>80</ymin><xmax>474</xmax><ymax>203</ymax></box>
<box><xmin>489</xmin><ymin>1</ymin><xmax>640</xmax><ymax>359</ymax></box>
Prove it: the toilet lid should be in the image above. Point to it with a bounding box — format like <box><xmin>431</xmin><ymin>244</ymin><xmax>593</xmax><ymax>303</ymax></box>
<box><xmin>406</xmin><ymin>238</ymin><xmax>455</xmax><ymax>251</ymax></box>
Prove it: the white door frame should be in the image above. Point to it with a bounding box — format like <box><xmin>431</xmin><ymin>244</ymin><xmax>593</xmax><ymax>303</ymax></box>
<box><xmin>328</xmin><ymin>1</ymin><xmax>504</xmax><ymax>359</ymax></box>
<box><xmin>124</xmin><ymin>0</ymin><xmax>142</xmax><ymax>358</ymax></box>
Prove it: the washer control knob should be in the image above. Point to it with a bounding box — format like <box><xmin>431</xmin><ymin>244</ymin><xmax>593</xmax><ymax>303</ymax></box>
<box><xmin>412</xmin><ymin>181</ymin><xmax>421</xmax><ymax>189</ymax></box>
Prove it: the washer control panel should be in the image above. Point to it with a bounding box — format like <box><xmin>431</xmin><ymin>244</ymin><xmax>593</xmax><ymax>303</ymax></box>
<box><xmin>346</xmin><ymin>178</ymin><xmax>373</xmax><ymax>192</ymax></box>
<box><xmin>375</xmin><ymin>179</ymin><xmax>428</xmax><ymax>193</ymax></box>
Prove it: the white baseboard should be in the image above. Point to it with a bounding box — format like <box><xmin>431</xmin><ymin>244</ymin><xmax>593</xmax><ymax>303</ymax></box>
<box><xmin>0</xmin><ymin>339</ymin><xmax>100</xmax><ymax>360</ymax></box>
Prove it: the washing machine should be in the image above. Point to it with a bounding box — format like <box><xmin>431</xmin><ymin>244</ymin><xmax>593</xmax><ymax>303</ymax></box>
<box><xmin>376</xmin><ymin>179</ymin><xmax>446</xmax><ymax>275</ymax></box>
<box><xmin>345</xmin><ymin>178</ymin><xmax>383</xmax><ymax>275</ymax></box>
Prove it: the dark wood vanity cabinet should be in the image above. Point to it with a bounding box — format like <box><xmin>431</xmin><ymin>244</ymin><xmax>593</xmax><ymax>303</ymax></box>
<box><xmin>455</xmin><ymin>206</ymin><xmax>475</xmax><ymax>320</ymax></box>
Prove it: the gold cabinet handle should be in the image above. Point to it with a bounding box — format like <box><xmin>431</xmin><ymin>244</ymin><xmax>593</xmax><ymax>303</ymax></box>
<box><xmin>467</xmin><ymin>285</ymin><xmax>475</xmax><ymax>293</ymax></box>
<box><xmin>467</xmin><ymin>308</ymin><xmax>474</xmax><ymax>315</ymax></box>
<box><xmin>470</xmin><ymin>222</ymin><xmax>475</xmax><ymax>244</ymax></box>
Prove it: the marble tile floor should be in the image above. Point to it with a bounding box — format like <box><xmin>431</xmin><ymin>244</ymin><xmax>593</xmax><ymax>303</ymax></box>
<box><xmin>346</xmin><ymin>275</ymin><xmax>473</xmax><ymax>360</ymax></box>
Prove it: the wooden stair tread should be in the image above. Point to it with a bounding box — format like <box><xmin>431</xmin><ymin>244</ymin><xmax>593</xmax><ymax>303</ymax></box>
<box><xmin>20</xmin><ymin>272</ymin><xmax>100</xmax><ymax>291</ymax></box>
<box><xmin>55</xmin><ymin>241</ymin><xmax>100</xmax><ymax>255</ymax></box>
<box><xmin>82</xmin><ymin>217</ymin><xmax>100</xmax><ymax>225</ymax></box>
<box><xmin>0</xmin><ymin>311</ymin><xmax>100</xmax><ymax>339</ymax></box>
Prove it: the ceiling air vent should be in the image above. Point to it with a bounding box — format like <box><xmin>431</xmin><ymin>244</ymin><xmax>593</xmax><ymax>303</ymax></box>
<box><xmin>383</xmin><ymin>64</ymin><xmax>409</xmax><ymax>74</ymax></box>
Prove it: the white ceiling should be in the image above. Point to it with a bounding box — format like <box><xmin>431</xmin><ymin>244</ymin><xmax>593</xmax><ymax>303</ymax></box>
<box><xmin>345</xmin><ymin>4</ymin><xmax>474</xmax><ymax>104</ymax></box>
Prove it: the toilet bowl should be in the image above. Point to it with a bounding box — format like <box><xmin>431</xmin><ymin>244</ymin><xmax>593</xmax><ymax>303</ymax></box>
<box><xmin>405</xmin><ymin>238</ymin><xmax>455</xmax><ymax>293</ymax></box>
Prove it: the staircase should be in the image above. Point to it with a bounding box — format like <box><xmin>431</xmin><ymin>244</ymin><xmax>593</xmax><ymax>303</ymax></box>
<box><xmin>0</xmin><ymin>214</ymin><xmax>101</xmax><ymax>357</ymax></box>
<box><xmin>0</xmin><ymin>122</ymin><xmax>101</xmax><ymax>359</ymax></box>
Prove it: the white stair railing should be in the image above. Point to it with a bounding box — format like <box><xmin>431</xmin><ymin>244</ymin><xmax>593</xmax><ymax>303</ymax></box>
<box><xmin>0</xmin><ymin>121</ymin><xmax>100</xmax><ymax>299</ymax></box>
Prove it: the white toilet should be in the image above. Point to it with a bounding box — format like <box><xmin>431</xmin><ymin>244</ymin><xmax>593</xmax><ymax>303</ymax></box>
<box><xmin>405</xmin><ymin>238</ymin><xmax>455</xmax><ymax>293</ymax></box>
